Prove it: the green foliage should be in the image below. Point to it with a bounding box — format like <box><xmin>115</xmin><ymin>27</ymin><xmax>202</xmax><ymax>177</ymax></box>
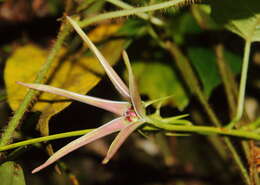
<box><xmin>210</xmin><ymin>0</ymin><xmax>260</xmax><ymax>42</ymax></box>
<box><xmin>118</xmin><ymin>19</ymin><xmax>148</xmax><ymax>37</ymax></box>
<box><xmin>130</xmin><ymin>62</ymin><xmax>189</xmax><ymax>110</ymax></box>
<box><xmin>188</xmin><ymin>47</ymin><xmax>242</xmax><ymax>97</ymax></box>
<box><xmin>0</xmin><ymin>162</ymin><xmax>26</xmax><ymax>185</ymax></box>
<box><xmin>168</xmin><ymin>12</ymin><xmax>202</xmax><ymax>44</ymax></box>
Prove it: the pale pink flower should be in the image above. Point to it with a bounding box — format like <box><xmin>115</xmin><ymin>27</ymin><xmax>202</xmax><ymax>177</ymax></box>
<box><xmin>18</xmin><ymin>17</ymin><xmax>148</xmax><ymax>173</ymax></box>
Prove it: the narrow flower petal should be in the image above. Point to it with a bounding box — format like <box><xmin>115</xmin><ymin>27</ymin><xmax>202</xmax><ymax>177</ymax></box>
<box><xmin>67</xmin><ymin>16</ymin><xmax>130</xmax><ymax>99</ymax></box>
<box><xmin>17</xmin><ymin>82</ymin><xmax>130</xmax><ymax>116</ymax></box>
<box><xmin>122</xmin><ymin>51</ymin><xmax>146</xmax><ymax>118</ymax></box>
<box><xmin>102</xmin><ymin>121</ymin><xmax>144</xmax><ymax>164</ymax></box>
<box><xmin>32</xmin><ymin>117</ymin><xmax>127</xmax><ymax>173</ymax></box>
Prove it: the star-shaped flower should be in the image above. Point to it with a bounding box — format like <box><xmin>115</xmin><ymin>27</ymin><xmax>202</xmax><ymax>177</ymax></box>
<box><xmin>18</xmin><ymin>17</ymin><xmax>148</xmax><ymax>173</ymax></box>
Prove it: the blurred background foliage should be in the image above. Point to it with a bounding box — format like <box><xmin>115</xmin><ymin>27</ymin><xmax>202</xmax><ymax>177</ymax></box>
<box><xmin>0</xmin><ymin>0</ymin><xmax>260</xmax><ymax>185</ymax></box>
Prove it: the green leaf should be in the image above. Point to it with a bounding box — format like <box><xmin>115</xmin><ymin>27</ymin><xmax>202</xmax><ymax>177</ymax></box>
<box><xmin>0</xmin><ymin>162</ymin><xmax>26</xmax><ymax>185</ymax></box>
<box><xmin>130</xmin><ymin>62</ymin><xmax>189</xmax><ymax>110</ymax></box>
<box><xmin>224</xmin><ymin>49</ymin><xmax>243</xmax><ymax>74</ymax></box>
<box><xmin>118</xmin><ymin>19</ymin><xmax>148</xmax><ymax>37</ymax></box>
<box><xmin>210</xmin><ymin>0</ymin><xmax>260</xmax><ymax>42</ymax></box>
<box><xmin>188</xmin><ymin>47</ymin><xmax>242</xmax><ymax>97</ymax></box>
<box><xmin>167</xmin><ymin>12</ymin><xmax>202</xmax><ymax>44</ymax></box>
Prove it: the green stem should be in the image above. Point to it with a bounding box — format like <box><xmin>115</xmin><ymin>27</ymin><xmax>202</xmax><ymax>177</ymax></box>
<box><xmin>165</xmin><ymin>41</ymin><xmax>251</xmax><ymax>185</ymax></box>
<box><xmin>1</xmin><ymin>124</ymin><xmax>260</xmax><ymax>153</ymax></box>
<box><xmin>227</xmin><ymin>40</ymin><xmax>251</xmax><ymax>129</ymax></box>
<box><xmin>215</xmin><ymin>45</ymin><xmax>252</xmax><ymax>183</ymax></box>
<box><xmin>0</xmin><ymin>129</ymin><xmax>93</xmax><ymax>152</ymax></box>
<box><xmin>106</xmin><ymin>0</ymin><xmax>164</xmax><ymax>26</ymax></box>
<box><xmin>0</xmin><ymin>23</ymin><xmax>71</xmax><ymax>147</ymax></box>
<box><xmin>152</xmin><ymin>124</ymin><xmax>260</xmax><ymax>140</ymax></box>
<box><xmin>244</xmin><ymin>117</ymin><xmax>260</xmax><ymax>130</ymax></box>
<box><xmin>215</xmin><ymin>45</ymin><xmax>252</xmax><ymax>184</ymax></box>
<box><xmin>80</xmin><ymin>0</ymin><xmax>185</xmax><ymax>27</ymax></box>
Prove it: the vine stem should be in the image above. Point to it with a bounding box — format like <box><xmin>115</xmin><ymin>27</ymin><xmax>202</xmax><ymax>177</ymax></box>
<box><xmin>106</xmin><ymin>0</ymin><xmax>164</xmax><ymax>26</ymax></box>
<box><xmin>79</xmin><ymin>0</ymin><xmax>185</xmax><ymax>27</ymax></box>
<box><xmin>0</xmin><ymin>23</ymin><xmax>71</xmax><ymax>147</ymax></box>
<box><xmin>0</xmin><ymin>129</ymin><xmax>93</xmax><ymax>152</ymax></box>
<box><xmin>227</xmin><ymin>40</ymin><xmax>252</xmax><ymax>129</ymax></box>
<box><xmin>0</xmin><ymin>124</ymin><xmax>260</xmax><ymax>152</ymax></box>
<box><xmin>154</xmin><ymin>124</ymin><xmax>260</xmax><ymax>140</ymax></box>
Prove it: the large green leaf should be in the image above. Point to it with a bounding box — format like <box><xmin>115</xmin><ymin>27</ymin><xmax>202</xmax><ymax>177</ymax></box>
<box><xmin>210</xmin><ymin>0</ymin><xmax>260</xmax><ymax>42</ymax></box>
<box><xmin>0</xmin><ymin>162</ymin><xmax>26</xmax><ymax>185</ymax></box>
<box><xmin>130</xmin><ymin>62</ymin><xmax>189</xmax><ymax>110</ymax></box>
<box><xmin>188</xmin><ymin>47</ymin><xmax>242</xmax><ymax>97</ymax></box>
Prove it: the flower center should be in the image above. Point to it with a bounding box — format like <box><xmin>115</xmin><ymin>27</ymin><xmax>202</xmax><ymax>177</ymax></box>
<box><xmin>124</xmin><ymin>107</ymin><xmax>138</xmax><ymax>122</ymax></box>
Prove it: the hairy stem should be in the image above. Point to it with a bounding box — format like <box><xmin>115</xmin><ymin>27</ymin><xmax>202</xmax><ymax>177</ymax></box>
<box><xmin>154</xmin><ymin>124</ymin><xmax>260</xmax><ymax>140</ymax></box>
<box><xmin>0</xmin><ymin>23</ymin><xmax>71</xmax><ymax>147</ymax></box>
<box><xmin>106</xmin><ymin>0</ymin><xmax>164</xmax><ymax>26</ymax></box>
<box><xmin>0</xmin><ymin>129</ymin><xmax>93</xmax><ymax>152</ymax></box>
<box><xmin>80</xmin><ymin>0</ymin><xmax>186</xmax><ymax>27</ymax></box>
<box><xmin>1</xmin><ymin>124</ymin><xmax>260</xmax><ymax>152</ymax></box>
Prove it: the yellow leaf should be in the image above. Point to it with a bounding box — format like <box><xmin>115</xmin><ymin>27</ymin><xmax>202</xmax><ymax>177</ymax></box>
<box><xmin>5</xmin><ymin>40</ymin><xmax>126</xmax><ymax>136</ymax></box>
<box><xmin>4</xmin><ymin>23</ymin><xmax>126</xmax><ymax>164</ymax></box>
<box><xmin>88</xmin><ymin>23</ymin><xmax>122</xmax><ymax>43</ymax></box>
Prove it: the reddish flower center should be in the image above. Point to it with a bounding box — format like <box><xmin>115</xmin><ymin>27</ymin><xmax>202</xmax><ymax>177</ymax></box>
<box><xmin>124</xmin><ymin>107</ymin><xmax>138</xmax><ymax>122</ymax></box>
